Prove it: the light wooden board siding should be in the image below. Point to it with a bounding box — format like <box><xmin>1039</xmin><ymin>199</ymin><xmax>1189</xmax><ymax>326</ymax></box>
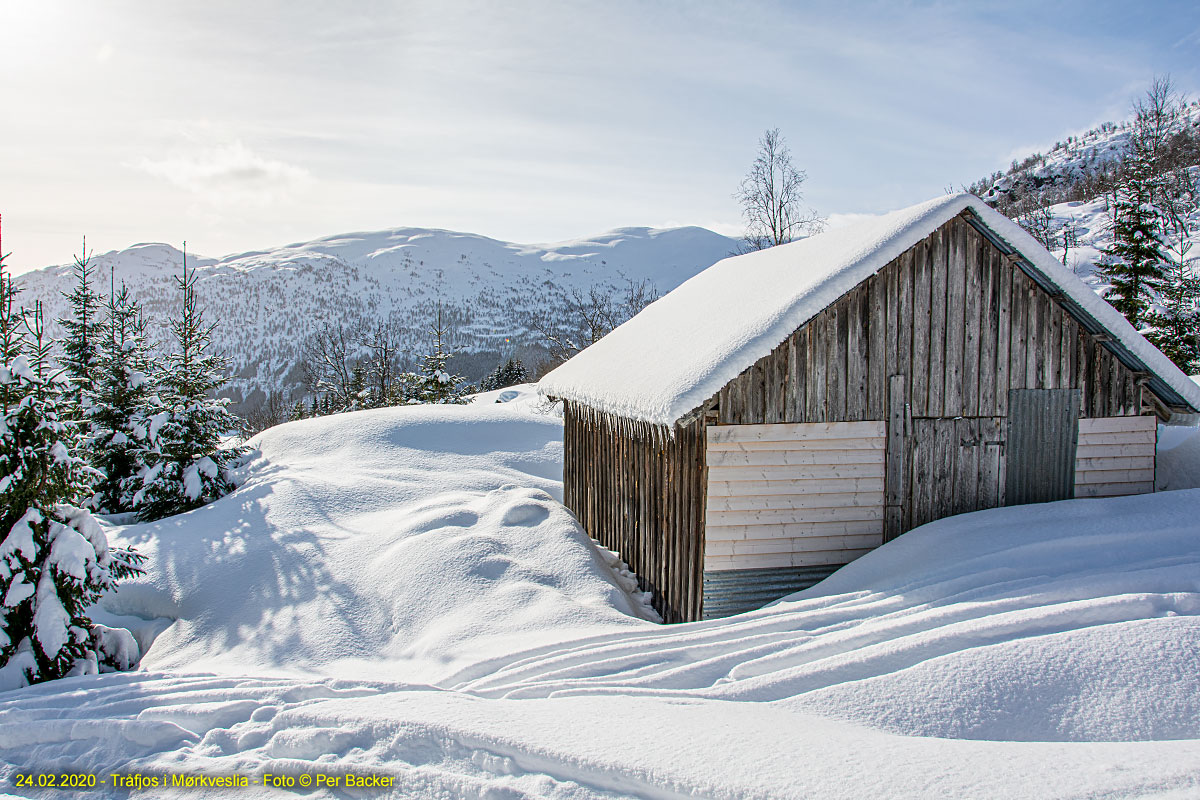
<box><xmin>1073</xmin><ymin>416</ymin><xmax>1156</xmax><ymax>498</ymax></box>
<box><xmin>705</xmin><ymin>421</ymin><xmax>886</xmax><ymax>571</ymax></box>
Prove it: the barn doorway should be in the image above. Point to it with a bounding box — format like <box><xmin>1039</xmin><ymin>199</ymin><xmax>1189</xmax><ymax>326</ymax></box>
<box><xmin>904</xmin><ymin>417</ymin><xmax>1005</xmax><ymax>530</ymax></box>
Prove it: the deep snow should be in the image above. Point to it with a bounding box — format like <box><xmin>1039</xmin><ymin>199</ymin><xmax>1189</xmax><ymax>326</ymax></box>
<box><xmin>1</xmin><ymin>388</ymin><xmax>1199</xmax><ymax>798</ymax></box>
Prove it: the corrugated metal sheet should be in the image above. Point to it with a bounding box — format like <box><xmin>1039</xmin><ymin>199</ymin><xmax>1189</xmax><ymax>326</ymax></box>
<box><xmin>701</xmin><ymin>565</ymin><xmax>843</xmax><ymax>619</ymax></box>
<box><xmin>1007</xmin><ymin>389</ymin><xmax>1080</xmax><ymax>505</ymax></box>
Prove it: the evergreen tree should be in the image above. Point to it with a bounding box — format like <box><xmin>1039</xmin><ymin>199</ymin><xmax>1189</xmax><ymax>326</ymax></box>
<box><xmin>135</xmin><ymin>255</ymin><xmax>244</xmax><ymax>521</ymax></box>
<box><xmin>1097</xmin><ymin>89</ymin><xmax>1176</xmax><ymax>330</ymax></box>
<box><xmin>398</xmin><ymin>306</ymin><xmax>469</xmax><ymax>404</ymax></box>
<box><xmin>57</xmin><ymin>238</ymin><xmax>102</xmax><ymax>425</ymax></box>
<box><xmin>479</xmin><ymin>357</ymin><xmax>529</xmax><ymax>391</ymax></box>
<box><xmin>1147</xmin><ymin>243</ymin><xmax>1200</xmax><ymax>372</ymax></box>
<box><xmin>0</xmin><ymin>259</ymin><xmax>144</xmax><ymax>686</ymax></box>
<box><xmin>1097</xmin><ymin>152</ymin><xmax>1170</xmax><ymax>329</ymax></box>
<box><xmin>85</xmin><ymin>282</ymin><xmax>160</xmax><ymax>513</ymax></box>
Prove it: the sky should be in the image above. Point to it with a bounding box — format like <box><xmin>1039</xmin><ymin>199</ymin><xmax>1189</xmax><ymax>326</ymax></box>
<box><xmin>3</xmin><ymin>0</ymin><xmax>1199</xmax><ymax>274</ymax></box>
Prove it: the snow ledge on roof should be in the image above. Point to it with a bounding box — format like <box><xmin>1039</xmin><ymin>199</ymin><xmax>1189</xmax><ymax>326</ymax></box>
<box><xmin>538</xmin><ymin>193</ymin><xmax>1200</xmax><ymax>427</ymax></box>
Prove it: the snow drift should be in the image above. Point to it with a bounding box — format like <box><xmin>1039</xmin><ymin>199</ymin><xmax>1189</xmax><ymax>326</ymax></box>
<box><xmin>1</xmin><ymin>394</ymin><xmax>1199</xmax><ymax>798</ymax></box>
<box><xmin>102</xmin><ymin>394</ymin><xmax>656</xmax><ymax>684</ymax></box>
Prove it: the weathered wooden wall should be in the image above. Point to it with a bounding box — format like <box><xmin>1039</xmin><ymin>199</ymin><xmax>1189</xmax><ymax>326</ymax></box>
<box><xmin>1074</xmin><ymin>416</ymin><xmax>1157</xmax><ymax>497</ymax></box>
<box><xmin>715</xmin><ymin>215</ymin><xmax>1148</xmax><ymax>426</ymax></box>
<box><xmin>562</xmin><ymin>402</ymin><xmax>706</xmax><ymax>623</ymax></box>
<box><xmin>705</xmin><ymin>421</ymin><xmax>885</xmax><ymax>571</ymax></box>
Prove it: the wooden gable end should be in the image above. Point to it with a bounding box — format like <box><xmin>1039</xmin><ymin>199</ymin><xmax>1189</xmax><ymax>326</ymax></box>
<box><xmin>714</xmin><ymin>214</ymin><xmax>1152</xmax><ymax>426</ymax></box>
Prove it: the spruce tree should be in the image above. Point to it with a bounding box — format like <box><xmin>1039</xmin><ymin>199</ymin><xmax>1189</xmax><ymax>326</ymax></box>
<box><xmin>86</xmin><ymin>282</ymin><xmax>160</xmax><ymax>513</ymax></box>
<box><xmin>479</xmin><ymin>357</ymin><xmax>529</xmax><ymax>391</ymax></box>
<box><xmin>57</xmin><ymin>238</ymin><xmax>102</xmax><ymax>425</ymax></box>
<box><xmin>135</xmin><ymin>255</ymin><xmax>244</xmax><ymax>521</ymax></box>
<box><xmin>399</xmin><ymin>305</ymin><xmax>468</xmax><ymax>404</ymax></box>
<box><xmin>0</xmin><ymin>259</ymin><xmax>144</xmax><ymax>686</ymax></box>
<box><xmin>1097</xmin><ymin>99</ymin><xmax>1173</xmax><ymax>330</ymax></box>
<box><xmin>1147</xmin><ymin>245</ymin><xmax>1200</xmax><ymax>373</ymax></box>
<box><xmin>1097</xmin><ymin>166</ymin><xmax>1170</xmax><ymax>328</ymax></box>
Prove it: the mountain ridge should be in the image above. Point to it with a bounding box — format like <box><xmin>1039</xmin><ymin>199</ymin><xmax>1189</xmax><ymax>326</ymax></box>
<box><xmin>16</xmin><ymin>223</ymin><xmax>740</xmax><ymax>414</ymax></box>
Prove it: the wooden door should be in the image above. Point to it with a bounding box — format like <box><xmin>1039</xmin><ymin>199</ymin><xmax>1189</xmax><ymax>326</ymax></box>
<box><xmin>1006</xmin><ymin>389</ymin><xmax>1081</xmax><ymax>505</ymax></box>
<box><xmin>904</xmin><ymin>417</ymin><xmax>1005</xmax><ymax>530</ymax></box>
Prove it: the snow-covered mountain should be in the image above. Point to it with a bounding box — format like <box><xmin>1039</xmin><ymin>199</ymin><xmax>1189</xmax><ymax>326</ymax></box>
<box><xmin>966</xmin><ymin>100</ymin><xmax>1200</xmax><ymax>303</ymax></box>
<box><xmin>969</xmin><ymin>100</ymin><xmax>1200</xmax><ymax>215</ymax></box>
<box><xmin>16</xmin><ymin>225</ymin><xmax>738</xmax><ymax>411</ymax></box>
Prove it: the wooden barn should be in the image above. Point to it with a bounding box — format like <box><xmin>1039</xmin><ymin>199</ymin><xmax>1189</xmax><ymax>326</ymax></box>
<box><xmin>539</xmin><ymin>194</ymin><xmax>1200</xmax><ymax>623</ymax></box>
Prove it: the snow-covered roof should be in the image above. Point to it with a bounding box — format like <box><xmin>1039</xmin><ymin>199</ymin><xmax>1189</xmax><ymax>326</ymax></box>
<box><xmin>539</xmin><ymin>193</ymin><xmax>1200</xmax><ymax>426</ymax></box>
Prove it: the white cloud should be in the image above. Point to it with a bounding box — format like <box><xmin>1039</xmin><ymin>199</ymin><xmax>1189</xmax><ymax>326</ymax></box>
<box><xmin>134</xmin><ymin>141</ymin><xmax>312</xmax><ymax>208</ymax></box>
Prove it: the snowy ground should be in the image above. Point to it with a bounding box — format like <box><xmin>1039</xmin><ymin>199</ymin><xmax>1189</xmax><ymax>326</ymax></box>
<box><xmin>2</xmin><ymin>386</ymin><xmax>1199</xmax><ymax>798</ymax></box>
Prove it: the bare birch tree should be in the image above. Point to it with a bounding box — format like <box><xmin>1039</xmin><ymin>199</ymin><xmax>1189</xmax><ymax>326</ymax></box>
<box><xmin>734</xmin><ymin>128</ymin><xmax>824</xmax><ymax>251</ymax></box>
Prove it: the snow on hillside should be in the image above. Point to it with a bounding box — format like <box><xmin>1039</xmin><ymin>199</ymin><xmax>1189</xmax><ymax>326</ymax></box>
<box><xmin>14</xmin><ymin>226</ymin><xmax>737</xmax><ymax>410</ymax></box>
<box><xmin>974</xmin><ymin>100</ymin><xmax>1200</xmax><ymax>211</ymax></box>
<box><xmin>970</xmin><ymin>100</ymin><xmax>1200</xmax><ymax>296</ymax></box>
<box><xmin>1</xmin><ymin>394</ymin><xmax>1199</xmax><ymax>797</ymax></box>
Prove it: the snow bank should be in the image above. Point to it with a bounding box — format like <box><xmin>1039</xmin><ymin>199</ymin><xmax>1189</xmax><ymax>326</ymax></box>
<box><xmin>101</xmin><ymin>403</ymin><xmax>653</xmax><ymax>683</ymax></box>
<box><xmin>540</xmin><ymin>193</ymin><xmax>1200</xmax><ymax>426</ymax></box>
<box><xmin>1158</xmin><ymin>422</ymin><xmax>1200</xmax><ymax>491</ymax></box>
<box><xmin>3</xmin><ymin>400</ymin><xmax>1200</xmax><ymax>797</ymax></box>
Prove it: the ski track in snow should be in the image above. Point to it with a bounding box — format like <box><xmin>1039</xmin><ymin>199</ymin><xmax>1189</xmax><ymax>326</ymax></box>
<box><xmin>1</xmin><ymin>389</ymin><xmax>1200</xmax><ymax>798</ymax></box>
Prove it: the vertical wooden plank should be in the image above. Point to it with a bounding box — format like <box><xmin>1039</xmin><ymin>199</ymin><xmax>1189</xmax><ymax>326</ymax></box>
<box><xmin>828</xmin><ymin>299</ymin><xmax>848</xmax><ymax>422</ymax></box>
<box><xmin>910</xmin><ymin>419</ymin><xmax>933</xmax><ymax>529</ymax></box>
<box><xmin>978</xmin><ymin>240</ymin><xmax>998</xmax><ymax>415</ymax></box>
<box><xmin>868</xmin><ymin>274</ymin><xmax>887</xmax><ymax>419</ymax></box>
<box><xmin>962</xmin><ymin>229</ymin><xmax>983</xmax><ymax>417</ymax></box>
<box><xmin>1009</xmin><ymin>268</ymin><xmax>1028</xmax><ymax>391</ymax></box>
<box><xmin>807</xmin><ymin>312</ymin><xmax>826</xmax><ymax>423</ymax></box>
<box><xmin>898</xmin><ymin>250</ymin><xmax>915</xmax><ymax>398</ymax></box>
<box><xmin>886</xmin><ymin>252</ymin><xmax>900</xmax><ymax>385</ymax></box>
<box><xmin>996</xmin><ymin>249</ymin><xmax>1012</xmax><ymax>417</ymax></box>
<box><xmin>1051</xmin><ymin>297</ymin><xmax>1065</xmax><ymax>389</ymax></box>
<box><xmin>1063</xmin><ymin>316</ymin><xmax>1078</xmax><ymax>391</ymax></box>
<box><xmin>944</xmin><ymin>220</ymin><xmax>967</xmax><ymax>416</ymax></box>
<box><xmin>954</xmin><ymin>417</ymin><xmax>979</xmax><ymax>514</ymax></box>
<box><xmin>911</xmin><ymin>240</ymin><xmax>931</xmax><ymax>417</ymax></box>
<box><xmin>765</xmin><ymin>350</ymin><xmax>781</xmax><ymax>424</ymax></box>
<box><xmin>784</xmin><ymin>333</ymin><xmax>798</xmax><ymax>422</ymax></box>
<box><xmin>792</xmin><ymin>329</ymin><xmax>808</xmax><ymax>422</ymax></box>
<box><xmin>927</xmin><ymin>228</ymin><xmax>948</xmax><ymax>417</ymax></box>
<box><xmin>885</xmin><ymin>374</ymin><xmax>906</xmax><ymax>542</ymax></box>
<box><xmin>847</xmin><ymin>286</ymin><xmax>869</xmax><ymax>421</ymax></box>
<box><xmin>977</xmin><ymin>417</ymin><xmax>1002</xmax><ymax>509</ymax></box>
<box><xmin>1108</xmin><ymin>350</ymin><xmax>1123</xmax><ymax>417</ymax></box>
<box><xmin>933</xmin><ymin>420</ymin><xmax>955</xmax><ymax>521</ymax></box>
<box><xmin>1093</xmin><ymin>343</ymin><xmax>1108</xmax><ymax>418</ymax></box>
<box><xmin>1078</xmin><ymin>329</ymin><xmax>1093</xmax><ymax>417</ymax></box>
<box><xmin>696</xmin><ymin>423</ymin><xmax>705</xmax><ymax>621</ymax></box>
<box><xmin>1124</xmin><ymin>368</ymin><xmax>1137</xmax><ymax>416</ymax></box>
<box><xmin>1026</xmin><ymin>281</ymin><xmax>1043</xmax><ymax>389</ymax></box>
